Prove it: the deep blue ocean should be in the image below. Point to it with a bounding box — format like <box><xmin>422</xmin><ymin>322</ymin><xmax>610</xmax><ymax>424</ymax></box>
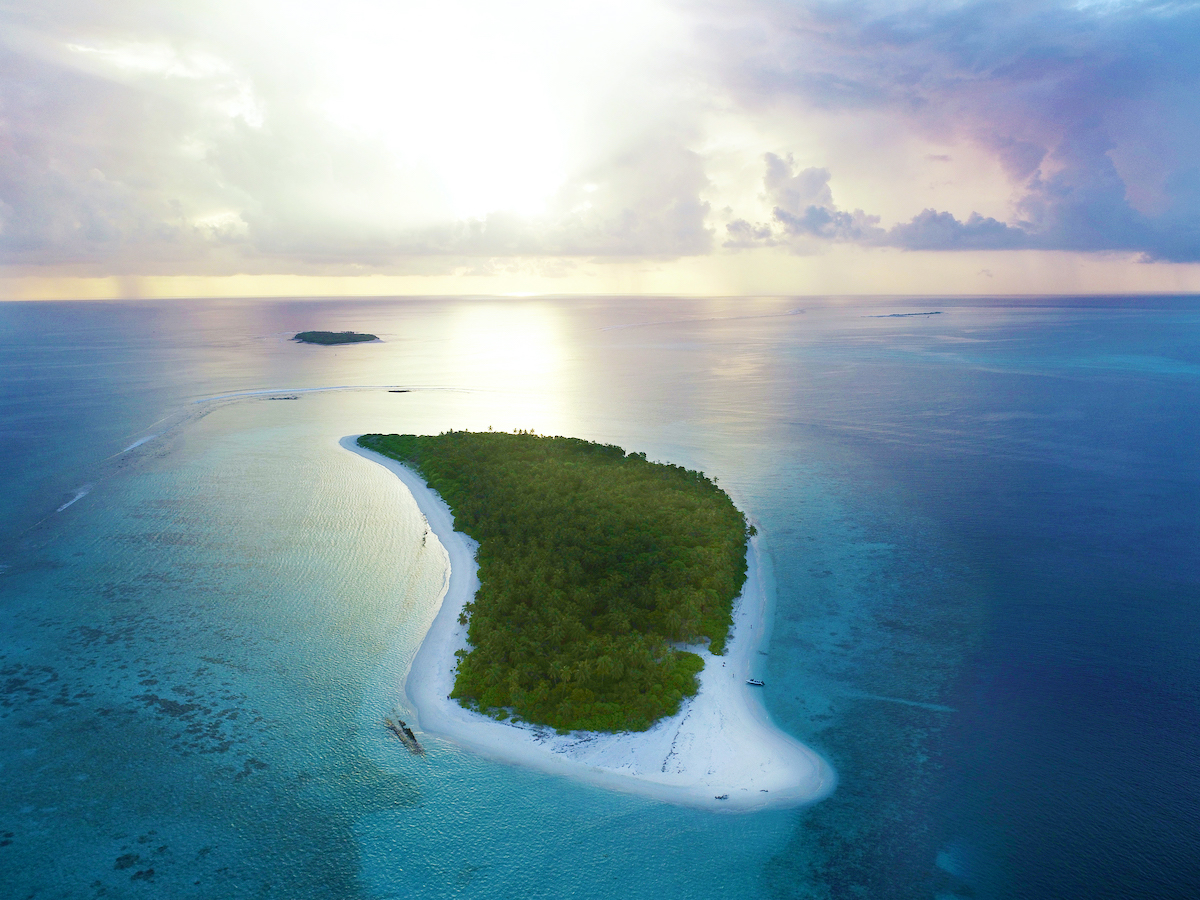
<box><xmin>1</xmin><ymin>296</ymin><xmax>1197</xmax><ymax>899</ymax></box>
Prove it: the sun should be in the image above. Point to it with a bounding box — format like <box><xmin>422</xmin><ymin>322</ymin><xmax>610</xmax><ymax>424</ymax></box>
<box><xmin>310</xmin><ymin>1</ymin><xmax>573</xmax><ymax>219</ymax></box>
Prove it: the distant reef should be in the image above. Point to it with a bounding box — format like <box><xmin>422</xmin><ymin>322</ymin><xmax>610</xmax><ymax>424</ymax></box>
<box><xmin>294</xmin><ymin>331</ymin><xmax>378</xmax><ymax>345</ymax></box>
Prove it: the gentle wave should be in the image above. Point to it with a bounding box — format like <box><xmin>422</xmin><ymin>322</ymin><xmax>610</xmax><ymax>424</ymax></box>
<box><xmin>57</xmin><ymin>485</ymin><xmax>92</xmax><ymax>512</ymax></box>
<box><xmin>122</xmin><ymin>434</ymin><xmax>159</xmax><ymax>453</ymax></box>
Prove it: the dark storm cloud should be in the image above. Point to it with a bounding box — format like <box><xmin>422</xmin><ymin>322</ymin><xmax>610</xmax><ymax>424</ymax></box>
<box><xmin>706</xmin><ymin>0</ymin><xmax>1200</xmax><ymax>260</ymax></box>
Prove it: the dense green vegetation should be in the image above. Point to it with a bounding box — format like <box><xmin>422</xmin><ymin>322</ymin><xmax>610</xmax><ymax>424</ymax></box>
<box><xmin>359</xmin><ymin>431</ymin><xmax>751</xmax><ymax>733</ymax></box>
<box><xmin>294</xmin><ymin>330</ymin><xmax>378</xmax><ymax>344</ymax></box>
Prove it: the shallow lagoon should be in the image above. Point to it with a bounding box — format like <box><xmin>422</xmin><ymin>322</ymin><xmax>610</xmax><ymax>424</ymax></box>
<box><xmin>1</xmin><ymin>296</ymin><xmax>1197</xmax><ymax>898</ymax></box>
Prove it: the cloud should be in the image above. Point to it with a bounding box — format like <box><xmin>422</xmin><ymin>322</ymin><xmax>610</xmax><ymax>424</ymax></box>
<box><xmin>764</xmin><ymin>158</ymin><xmax>882</xmax><ymax>242</ymax></box>
<box><xmin>3</xmin><ymin>0</ymin><xmax>1200</xmax><ymax>274</ymax></box>
<box><xmin>725</xmin><ymin>157</ymin><xmax>880</xmax><ymax>249</ymax></box>
<box><xmin>702</xmin><ymin>0</ymin><xmax>1200</xmax><ymax>261</ymax></box>
<box><xmin>0</xmin><ymin>0</ymin><xmax>711</xmax><ymax>273</ymax></box>
<box><xmin>726</xmin><ymin>154</ymin><xmax>1029</xmax><ymax>252</ymax></box>
<box><xmin>728</xmin><ymin>155</ymin><xmax>1023</xmax><ymax>252</ymax></box>
<box><xmin>888</xmin><ymin>209</ymin><xmax>1026</xmax><ymax>251</ymax></box>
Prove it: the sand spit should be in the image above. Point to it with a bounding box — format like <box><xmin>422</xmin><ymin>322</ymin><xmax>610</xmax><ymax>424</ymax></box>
<box><xmin>343</xmin><ymin>436</ymin><xmax>835</xmax><ymax>811</ymax></box>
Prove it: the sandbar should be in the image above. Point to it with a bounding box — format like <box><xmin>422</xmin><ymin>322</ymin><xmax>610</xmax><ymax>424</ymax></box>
<box><xmin>344</xmin><ymin>436</ymin><xmax>835</xmax><ymax>811</ymax></box>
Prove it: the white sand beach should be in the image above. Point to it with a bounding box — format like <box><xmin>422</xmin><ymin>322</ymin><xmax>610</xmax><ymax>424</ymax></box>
<box><xmin>345</xmin><ymin>437</ymin><xmax>835</xmax><ymax>811</ymax></box>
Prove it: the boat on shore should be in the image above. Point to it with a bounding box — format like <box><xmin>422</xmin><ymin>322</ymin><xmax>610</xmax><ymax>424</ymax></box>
<box><xmin>384</xmin><ymin>710</ymin><xmax>425</xmax><ymax>755</ymax></box>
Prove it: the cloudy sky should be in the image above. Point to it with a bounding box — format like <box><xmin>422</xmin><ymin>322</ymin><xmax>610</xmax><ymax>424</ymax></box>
<box><xmin>3</xmin><ymin>0</ymin><xmax>1200</xmax><ymax>298</ymax></box>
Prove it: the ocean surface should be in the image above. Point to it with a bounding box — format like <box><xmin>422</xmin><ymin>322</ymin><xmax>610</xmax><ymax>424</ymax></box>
<box><xmin>0</xmin><ymin>295</ymin><xmax>1197</xmax><ymax>899</ymax></box>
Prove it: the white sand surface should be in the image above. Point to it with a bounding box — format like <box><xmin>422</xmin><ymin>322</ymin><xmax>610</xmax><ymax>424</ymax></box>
<box><xmin>344</xmin><ymin>437</ymin><xmax>835</xmax><ymax>811</ymax></box>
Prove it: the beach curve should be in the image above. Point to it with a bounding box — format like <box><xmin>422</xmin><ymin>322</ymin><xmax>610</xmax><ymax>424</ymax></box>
<box><xmin>343</xmin><ymin>435</ymin><xmax>836</xmax><ymax>811</ymax></box>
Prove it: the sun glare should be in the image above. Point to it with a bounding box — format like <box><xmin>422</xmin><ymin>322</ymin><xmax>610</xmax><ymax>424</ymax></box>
<box><xmin>246</xmin><ymin>0</ymin><xmax>684</xmax><ymax>223</ymax></box>
<box><xmin>448</xmin><ymin>300</ymin><xmax>572</xmax><ymax>429</ymax></box>
<box><xmin>308</xmin><ymin>1</ymin><xmax>572</xmax><ymax>219</ymax></box>
<box><xmin>453</xmin><ymin>302</ymin><xmax>564</xmax><ymax>380</ymax></box>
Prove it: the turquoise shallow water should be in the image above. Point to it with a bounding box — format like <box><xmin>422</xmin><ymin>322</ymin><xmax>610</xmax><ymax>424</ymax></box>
<box><xmin>1</xmin><ymin>297</ymin><xmax>1198</xmax><ymax>898</ymax></box>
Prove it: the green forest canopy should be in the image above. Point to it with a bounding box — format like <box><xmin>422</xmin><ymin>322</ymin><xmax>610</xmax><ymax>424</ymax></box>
<box><xmin>294</xmin><ymin>330</ymin><xmax>378</xmax><ymax>344</ymax></box>
<box><xmin>358</xmin><ymin>431</ymin><xmax>753</xmax><ymax>733</ymax></box>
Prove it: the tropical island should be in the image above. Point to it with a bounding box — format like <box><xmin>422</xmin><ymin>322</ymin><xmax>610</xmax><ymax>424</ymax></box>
<box><xmin>293</xmin><ymin>330</ymin><xmax>379</xmax><ymax>344</ymax></box>
<box><xmin>343</xmin><ymin>432</ymin><xmax>833</xmax><ymax>810</ymax></box>
<box><xmin>357</xmin><ymin>430</ymin><xmax>751</xmax><ymax>732</ymax></box>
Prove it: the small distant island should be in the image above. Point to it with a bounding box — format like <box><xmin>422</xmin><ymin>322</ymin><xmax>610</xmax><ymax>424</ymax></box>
<box><xmin>358</xmin><ymin>431</ymin><xmax>752</xmax><ymax>733</ymax></box>
<box><xmin>293</xmin><ymin>330</ymin><xmax>378</xmax><ymax>345</ymax></box>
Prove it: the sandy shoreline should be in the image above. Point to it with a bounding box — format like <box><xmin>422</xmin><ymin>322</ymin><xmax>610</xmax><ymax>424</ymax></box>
<box><xmin>344</xmin><ymin>436</ymin><xmax>835</xmax><ymax>811</ymax></box>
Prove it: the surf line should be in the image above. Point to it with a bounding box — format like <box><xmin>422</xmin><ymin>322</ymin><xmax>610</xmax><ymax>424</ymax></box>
<box><xmin>57</xmin><ymin>485</ymin><xmax>92</xmax><ymax>512</ymax></box>
<box><xmin>121</xmin><ymin>435</ymin><xmax>159</xmax><ymax>453</ymax></box>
